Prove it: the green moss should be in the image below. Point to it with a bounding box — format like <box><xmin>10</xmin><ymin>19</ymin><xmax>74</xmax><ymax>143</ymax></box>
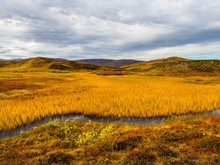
<box><xmin>197</xmin><ymin>137</ymin><xmax>220</xmax><ymax>153</ymax></box>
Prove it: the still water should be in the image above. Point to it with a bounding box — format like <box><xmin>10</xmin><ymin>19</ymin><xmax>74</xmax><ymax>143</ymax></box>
<box><xmin>0</xmin><ymin>109</ymin><xmax>219</xmax><ymax>139</ymax></box>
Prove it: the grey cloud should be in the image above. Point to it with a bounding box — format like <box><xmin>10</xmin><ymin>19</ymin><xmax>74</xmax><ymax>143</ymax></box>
<box><xmin>119</xmin><ymin>29</ymin><xmax>220</xmax><ymax>53</ymax></box>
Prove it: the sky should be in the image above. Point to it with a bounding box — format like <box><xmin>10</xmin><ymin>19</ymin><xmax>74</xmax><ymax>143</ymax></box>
<box><xmin>0</xmin><ymin>0</ymin><xmax>220</xmax><ymax>60</ymax></box>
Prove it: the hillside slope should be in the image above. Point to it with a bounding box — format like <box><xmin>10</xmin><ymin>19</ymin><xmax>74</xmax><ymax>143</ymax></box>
<box><xmin>77</xmin><ymin>59</ymin><xmax>143</xmax><ymax>67</ymax></box>
<box><xmin>0</xmin><ymin>57</ymin><xmax>104</xmax><ymax>72</ymax></box>
<box><xmin>121</xmin><ymin>57</ymin><xmax>220</xmax><ymax>76</ymax></box>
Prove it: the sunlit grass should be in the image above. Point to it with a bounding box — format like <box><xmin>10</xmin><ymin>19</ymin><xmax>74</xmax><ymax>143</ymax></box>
<box><xmin>0</xmin><ymin>72</ymin><xmax>219</xmax><ymax>131</ymax></box>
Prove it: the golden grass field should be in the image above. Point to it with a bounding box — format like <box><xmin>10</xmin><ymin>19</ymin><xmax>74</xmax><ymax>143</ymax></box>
<box><xmin>0</xmin><ymin>71</ymin><xmax>219</xmax><ymax>131</ymax></box>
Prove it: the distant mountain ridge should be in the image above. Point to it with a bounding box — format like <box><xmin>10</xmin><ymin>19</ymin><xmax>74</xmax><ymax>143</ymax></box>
<box><xmin>77</xmin><ymin>59</ymin><xmax>143</xmax><ymax>67</ymax></box>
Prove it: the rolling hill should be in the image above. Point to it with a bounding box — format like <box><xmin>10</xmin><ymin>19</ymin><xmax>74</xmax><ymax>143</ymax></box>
<box><xmin>1</xmin><ymin>56</ymin><xmax>219</xmax><ymax>76</ymax></box>
<box><xmin>77</xmin><ymin>59</ymin><xmax>143</xmax><ymax>67</ymax></box>
<box><xmin>121</xmin><ymin>57</ymin><xmax>220</xmax><ymax>76</ymax></box>
<box><xmin>0</xmin><ymin>57</ymin><xmax>104</xmax><ymax>72</ymax></box>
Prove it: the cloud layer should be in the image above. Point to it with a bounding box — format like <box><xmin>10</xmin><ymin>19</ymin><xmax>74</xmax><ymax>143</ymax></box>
<box><xmin>0</xmin><ymin>0</ymin><xmax>220</xmax><ymax>60</ymax></box>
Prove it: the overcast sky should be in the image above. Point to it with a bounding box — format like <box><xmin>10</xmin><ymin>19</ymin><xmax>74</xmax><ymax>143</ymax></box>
<box><xmin>0</xmin><ymin>0</ymin><xmax>220</xmax><ymax>60</ymax></box>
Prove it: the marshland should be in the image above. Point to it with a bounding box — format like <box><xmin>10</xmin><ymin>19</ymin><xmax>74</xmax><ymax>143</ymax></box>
<box><xmin>0</xmin><ymin>57</ymin><xmax>219</xmax><ymax>164</ymax></box>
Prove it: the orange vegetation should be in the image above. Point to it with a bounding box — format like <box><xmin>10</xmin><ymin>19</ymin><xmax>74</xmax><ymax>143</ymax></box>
<box><xmin>0</xmin><ymin>72</ymin><xmax>219</xmax><ymax>131</ymax></box>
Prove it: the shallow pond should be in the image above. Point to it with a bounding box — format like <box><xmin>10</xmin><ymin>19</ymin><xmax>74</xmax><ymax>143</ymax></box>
<box><xmin>0</xmin><ymin>109</ymin><xmax>219</xmax><ymax>139</ymax></box>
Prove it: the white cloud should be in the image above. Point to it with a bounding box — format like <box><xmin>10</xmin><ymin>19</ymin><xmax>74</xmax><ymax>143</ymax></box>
<box><xmin>47</xmin><ymin>8</ymin><xmax>175</xmax><ymax>45</ymax></box>
<box><xmin>0</xmin><ymin>40</ymin><xmax>83</xmax><ymax>59</ymax></box>
<box><xmin>0</xmin><ymin>0</ymin><xmax>220</xmax><ymax>60</ymax></box>
<box><xmin>0</xmin><ymin>18</ymin><xmax>29</xmax><ymax>36</ymax></box>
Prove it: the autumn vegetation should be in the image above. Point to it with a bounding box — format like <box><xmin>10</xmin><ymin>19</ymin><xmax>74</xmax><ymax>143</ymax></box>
<box><xmin>0</xmin><ymin>71</ymin><xmax>219</xmax><ymax>131</ymax></box>
<box><xmin>0</xmin><ymin>116</ymin><xmax>219</xmax><ymax>164</ymax></box>
<box><xmin>0</xmin><ymin>57</ymin><xmax>219</xmax><ymax>164</ymax></box>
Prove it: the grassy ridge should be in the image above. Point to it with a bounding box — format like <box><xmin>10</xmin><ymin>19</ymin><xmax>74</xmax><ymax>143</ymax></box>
<box><xmin>1</xmin><ymin>57</ymin><xmax>219</xmax><ymax>76</ymax></box>
<box><xmin>0</xmin><ymin>116</ymin><xmax>219</xmax><ymax>164</ymax></box>
<box><xmin>0</xmin><ymin>72</ymin><xmax>219</xmax><ymax>131</ymax></box>
<box><xmin>0</xmin><ymin>57</ymin><xmax>125</xmax><ymax>76</ymax></box>
<box><xmin>121</xmin><ymin>57</ymin><xmax>220</xmax><ymax>76</ymax></box>
<box><xmin>0</xmin><ymin>57</ymin><xmax>104</xmax><ymax>72</ymax></box>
